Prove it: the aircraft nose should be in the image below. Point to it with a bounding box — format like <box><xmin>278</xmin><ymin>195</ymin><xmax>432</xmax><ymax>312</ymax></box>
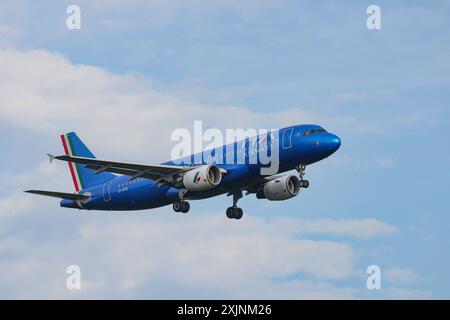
<box><xmin>322</xmin><ymin>134</ymin><xmax>341</xmax><ymax>154</ymax></box>
<box><xmin>330</xmin><ymin>134</ymin><xmax>341</xmax><ymax>151</ymax></box>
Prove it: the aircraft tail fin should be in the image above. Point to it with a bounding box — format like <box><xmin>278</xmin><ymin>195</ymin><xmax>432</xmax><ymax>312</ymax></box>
<box><xmin>60</xmin><ymin>132</ymin><xmax>114</xmax><ymax>191</ymax></box>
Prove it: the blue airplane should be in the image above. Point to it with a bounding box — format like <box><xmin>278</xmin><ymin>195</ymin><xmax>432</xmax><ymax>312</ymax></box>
<box><xmin>25</xmin><ymin>124</ymin><xmax>341</xmax><ymax>219</ymax></box>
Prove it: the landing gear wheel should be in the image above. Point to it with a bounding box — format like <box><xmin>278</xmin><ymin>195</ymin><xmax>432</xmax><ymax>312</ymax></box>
<box><xmin>226</xmin><ymin>206</ymin><xmax>244</xmax><ymax>219</ymax></box>
<box><xmin>180</xmin><ymin>201</ymin><xmax>190</xmax><ymax>213</ymax></box>
<box><xmin>226</xmin><ymin>207</ymin><xmax>234</xmax><ymax>219</ymax></box>
<box><xmin>234</xmin><ymin>207</ymin><xmax>243</xmax><ymax>220</ymax></box>
<box><xmin>299</xmin><ymin>180</ymin><xmax>310</xmax><ymax>188</ymax></box>
<box><xmin>173</xmin><ymin>200</ymin><xmax>190</xmax><ymax>213</ymax></box>
<box><xmin>173</xmin><ymin>201</ymin><xmax>181</xmax><ymax>213</ymax></box>
<box><xmin>303</xmin><ymin>180</ymin><xmax>310</xmax><ymax>188</ymax></box>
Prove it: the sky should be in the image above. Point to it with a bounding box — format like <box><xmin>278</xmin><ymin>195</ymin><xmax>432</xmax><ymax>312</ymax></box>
<box><xmin>0</xmin><ymin>0</ymin><xmax>449</xmax><ymax>299</ymax></box>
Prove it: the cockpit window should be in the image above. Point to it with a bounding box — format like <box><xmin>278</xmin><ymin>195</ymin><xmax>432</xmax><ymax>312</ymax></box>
<box><xmin>303</xmin><ymin>128</ymin><xmax>327</xmax><ymax>136</ymax></box>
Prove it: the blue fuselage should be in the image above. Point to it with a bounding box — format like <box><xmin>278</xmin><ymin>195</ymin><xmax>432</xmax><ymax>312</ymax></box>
<box><xmin>61</xmin><ymin>124</ymin><xmax>341</xmax><ymax>210</ymax></box>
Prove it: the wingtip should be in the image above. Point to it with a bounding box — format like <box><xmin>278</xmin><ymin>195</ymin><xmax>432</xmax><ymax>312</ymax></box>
<box><xmin>47</xmin><ymin>153</ymin><xmax>56</xmax><ymax>163</ymax></box>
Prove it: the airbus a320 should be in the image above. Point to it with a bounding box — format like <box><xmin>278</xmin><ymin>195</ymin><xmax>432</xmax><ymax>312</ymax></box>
<box><xmin>26</xmin><ymin>125</ymin><xmax>341</xmax><ymax>220</ymax></box>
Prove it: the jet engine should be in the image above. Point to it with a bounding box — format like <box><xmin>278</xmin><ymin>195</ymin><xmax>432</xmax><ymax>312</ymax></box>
<box><xmin>182</xmin><ymin>165</ymin><xmax>222</xmax><ymax>191</ymax></box>
<box><xmin>256</xmin><ymin>174</ymin><xmax>300</xmax><ymax>201</ymax></box>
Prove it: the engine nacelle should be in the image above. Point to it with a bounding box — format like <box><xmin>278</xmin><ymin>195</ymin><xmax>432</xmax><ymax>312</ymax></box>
<box><xmin>182</xmin><ymin>165</ymin><xmax>222</xmax><ymax>191</ymax></box>
<box><xmin>256</xmin><ymin>174</ymin><xmax>300</xmax><ymax>201</ymax></box>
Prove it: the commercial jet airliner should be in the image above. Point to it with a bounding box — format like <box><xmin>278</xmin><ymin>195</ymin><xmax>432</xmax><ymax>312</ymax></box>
<box><xmin>25</xmin><ymin>125</ymin><xmax>341</xmax><ymax>219</ymax></box>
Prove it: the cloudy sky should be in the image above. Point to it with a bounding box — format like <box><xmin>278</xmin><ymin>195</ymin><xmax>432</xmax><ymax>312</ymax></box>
<box><xmin>0</xmin><ymin>0</ymin><xmax>449</xmax><ymax>299</ymax></box>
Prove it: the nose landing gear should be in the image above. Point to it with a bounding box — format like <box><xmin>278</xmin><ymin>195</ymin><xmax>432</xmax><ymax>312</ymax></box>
<box><xmin>299</xmin><ymin>180</ymin><xmax>309</xmax><ymax>188</ymax></box>
<box><xmin>296</xmin><ymin>164</ymin><xmax>310</xmax><ymax>188</ymax></box>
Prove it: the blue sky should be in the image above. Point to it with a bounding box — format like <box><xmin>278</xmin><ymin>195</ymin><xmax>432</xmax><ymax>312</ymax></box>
<box><xmin>0</xmin><ymin>0</ymin><xmax>449</xmax><ymax>298</ymax></box>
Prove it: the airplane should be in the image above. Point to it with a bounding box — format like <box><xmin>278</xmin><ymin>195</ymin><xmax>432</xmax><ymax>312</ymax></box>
<box><xmin>25</xmin><ymin>124</ymin><xmax>341</xmax><ymax>220</ymax></box>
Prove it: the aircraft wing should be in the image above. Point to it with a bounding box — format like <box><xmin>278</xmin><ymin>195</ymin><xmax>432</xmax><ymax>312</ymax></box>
<box><xmin>52</xmin><ymin>154</ymin><xmax>201</xmax><ymax>185</ymax></box>
<box><xmin>24</xmin><ymin>190</ymin><xmax>90</xmax><ymax>201</ymax></box>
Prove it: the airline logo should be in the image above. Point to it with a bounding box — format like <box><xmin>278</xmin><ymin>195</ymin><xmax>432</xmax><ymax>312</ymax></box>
<box><xmin>193</xmin><ymin>171</ymin><xmax>201</xmax><ymax>184</ymax></box>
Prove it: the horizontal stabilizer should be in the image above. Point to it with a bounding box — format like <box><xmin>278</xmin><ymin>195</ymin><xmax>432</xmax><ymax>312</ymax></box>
<box><xmin>24</xmin><ymin>190</ymin><xmax>90</xmax><ymax>201</ymax></box>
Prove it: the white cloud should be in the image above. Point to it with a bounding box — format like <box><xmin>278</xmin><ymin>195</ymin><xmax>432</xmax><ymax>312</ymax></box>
<box><xmin>0</xmin><ymin>48</ymin><xmax>317</xmax><ymax>162</ymax></box>
<box><xmin>0</xmin><ymin>212</ymin><xmax>357</xmax><ymax>299</ymax></box>
<box><xmin>0</xmin><ymin>161</ymin><xmax>341</xmax><ymax>300</ymax></box>
<box><xmin>0</xmin><ymin>161</ymin><xmax>400</xmax><ymax>299</ymax></box>
<box><xmin>0</xmin><ymin>164</ymin><xmax>401</xmax><ymax>299</ymax></box>
<box><xmin>1</xmin><ymin>161</ymin><xmax>69</xmax><ymax>191</ymax></box>
<box><xmin>0</xmin><ymin>192</ymin><xmax>33</xmax><ymax>223</ymax></box>
<box><xmin>274</xmin><ymin>218</ymin><xmax>397</xmax><ymax>240</ymax></box>
<box><xmin>0</xmin><ymin>161</ymin><xmax>71</xmax><ymax>221</ymax></box>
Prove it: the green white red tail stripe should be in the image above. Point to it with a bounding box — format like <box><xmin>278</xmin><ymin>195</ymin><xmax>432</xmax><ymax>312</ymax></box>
<box><xmin>60</xmin><ymin>133</ymin><xmax>83</xmax><ymax>192</ymax></box>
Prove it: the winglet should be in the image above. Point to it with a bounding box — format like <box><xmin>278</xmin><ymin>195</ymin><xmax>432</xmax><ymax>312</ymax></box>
<box><xmin>47</xmin><ymin>153</ymin><xmax>56</xmax><ymax>163</ymax></box>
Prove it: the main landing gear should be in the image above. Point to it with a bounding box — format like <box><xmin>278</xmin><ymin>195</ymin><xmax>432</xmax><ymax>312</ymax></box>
<box><xmin>226</xmin><ymin>191</ymin><xmax>244</xmax><ymax>220</ymax></box>
<box><xmin>296</xmin><ymin>164</ymin><xmax>310</xmax><ymax>189</ymax></box>
<box><xmin>173</xmin><ymin>200</ymin><xmax>190</xmax><ymax>213</ymax></box>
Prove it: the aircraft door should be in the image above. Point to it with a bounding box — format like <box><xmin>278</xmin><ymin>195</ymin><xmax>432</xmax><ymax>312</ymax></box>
<box><xmin>282</xmin><ymin>127</ymin><xmax>293</xmax><ymax>149</ymax></box>
<box><xmin>103</xmin><ymin>180</ymin><xmax>112</xmax><ymax>202</ymax></box>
